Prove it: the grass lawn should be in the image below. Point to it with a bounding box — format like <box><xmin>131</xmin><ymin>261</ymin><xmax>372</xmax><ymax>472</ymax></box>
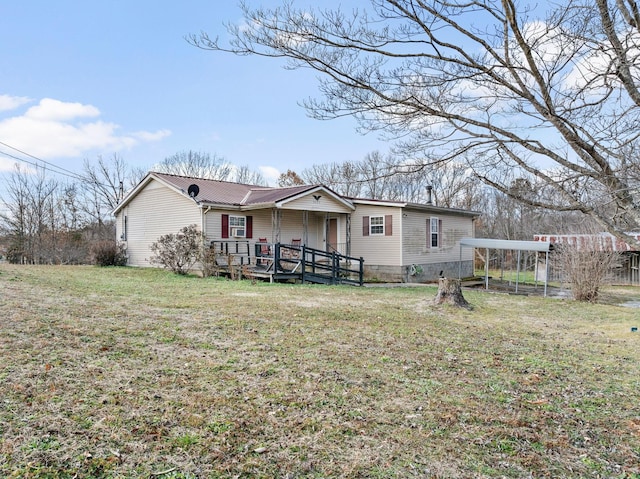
<box><xmin>1</xmin><ymin>264</ymin><xmax>639</xmax><ymax>478</ymax></box>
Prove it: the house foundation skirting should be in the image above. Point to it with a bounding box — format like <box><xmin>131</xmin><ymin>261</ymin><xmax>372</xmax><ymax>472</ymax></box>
<box><xmin>364</xmin><ymin>260</ymin><xmax>474</xmax><ymax>283</ymax></box>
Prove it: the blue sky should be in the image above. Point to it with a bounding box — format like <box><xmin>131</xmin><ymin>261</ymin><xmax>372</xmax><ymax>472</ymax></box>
<box><xmin>0</xmin><ymin>1</ymin><xmax>388</xmax><ymax>188</ymax></box>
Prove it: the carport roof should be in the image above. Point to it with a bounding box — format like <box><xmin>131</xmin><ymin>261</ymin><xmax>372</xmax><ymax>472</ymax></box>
<box><xmin>459</xmin><ymin>237</ymin><xmax>551</xmax><ymax>252</ymax></box>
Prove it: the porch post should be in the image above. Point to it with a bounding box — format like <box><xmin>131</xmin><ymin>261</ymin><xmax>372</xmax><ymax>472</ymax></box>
<box><xmin>346</xmin><ymin>214</ymin><xmax>351</xmax><ymax>257</ymax></box>
<box><xmin>325</xmin><ymin>213</ymin><xmax>330</xmax><ymax>250</ymax></box>
<box><xmin>302</xmin><ymin>210</ymin><xmax>309</xmax><ymax>246</ymax></box>
<box><xmin>272</xmin><ymin>209</ymin><xmax>281</xmax><ymax>244</ymax></box>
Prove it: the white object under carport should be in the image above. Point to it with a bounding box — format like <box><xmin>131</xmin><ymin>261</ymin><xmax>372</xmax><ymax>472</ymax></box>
<box><xmin>458</xmin><ymin>238</ymin><xmax>552</xmax><ymax>297</ymax></box>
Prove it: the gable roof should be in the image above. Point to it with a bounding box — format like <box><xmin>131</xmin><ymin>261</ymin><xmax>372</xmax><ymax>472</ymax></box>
<box><xmin>113</xmin><ymin>171</ymin><xmax>354</xmax><ymax>214</ymax></box>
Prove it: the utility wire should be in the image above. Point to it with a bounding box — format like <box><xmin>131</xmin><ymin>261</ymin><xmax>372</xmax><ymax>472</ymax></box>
<box><xmin>0</xmin><ymin>140</ymin><xmax>122</xmax><ymax>192</ymax></box>
<box><xmin>0</xmin><ymin>140</ymin><xmax>86</xmax><ymax>181</ymax></box>
<box><xmin>0</xmin><ymin>150</ymin><xmax>83</xmax><ymax>182</ymax></box>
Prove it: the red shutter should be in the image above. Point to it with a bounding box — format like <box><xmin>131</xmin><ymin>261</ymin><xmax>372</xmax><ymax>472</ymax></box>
<box><xmin>221</xmin><ymin>214</ymin><xmax>229</xmax><ymax>238</ymax></box>
<box><xmin>246</xmin><ymin>215</ymin><xmax>253</xmax><ymax>239</ymax></box>
<box><xmin>385</xmin><ymin>215</ymin><xmax>393</xmax><ymax>236</ymax></box>
<box><xmin>363</xmin><ymin>216</ymin><xmax>370</xmax><ymax>236</ymax></box>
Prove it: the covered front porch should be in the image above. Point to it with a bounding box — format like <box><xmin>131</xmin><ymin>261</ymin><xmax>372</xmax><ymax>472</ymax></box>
<box><xmin>264</xmin><ymin>208</ymin><xmax>351</xmax><ymax>256</ymax></box>
<box><xmin>202</xmin><ymin>183</ymin><xmax>357</xmax><ymax>282</ymax></box>
<box><xmin>205</xmin><ymin>208</ymin><xmax>352</xmax><ymax>256</ymax></box>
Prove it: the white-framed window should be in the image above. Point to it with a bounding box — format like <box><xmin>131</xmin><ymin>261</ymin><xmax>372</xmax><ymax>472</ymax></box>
<box><xmin>229</xmin><ymin>215</ymin><xmax>246</xmax><ymax>237</ymax></box>
<box><xmin>121</xmin><ymin>215</ymin><xmax>128</xmax><ymax>240</ymax></box>
<box><xmin>430</xmin><ymin>217</ymin><xmax>439</xmax><ymax>247</ymax></box>
<box><xmin>370</xmin><ymin>215</ymin><xmax>384</xmax><ymax>235</ymax></box>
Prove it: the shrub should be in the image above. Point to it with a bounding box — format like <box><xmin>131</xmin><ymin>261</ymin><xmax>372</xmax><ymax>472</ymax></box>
<box><xmin>201</xmin><ymin>244</ymin><xmax>221</xmax><ymax>278</ymax></box>
<box><xmin>150</xmin><ymin>225</ymin><xmax>204</xmax><ymax>275</ymax></box>
<box><xmin>555</xmin><ymin>241</ymin><xmax>619</xmax><ymax>302</ymax></box>
<box><xmin>91</xmin><ymin>241</ymin><xmax>127</xmax><ymax>267</ymax></box>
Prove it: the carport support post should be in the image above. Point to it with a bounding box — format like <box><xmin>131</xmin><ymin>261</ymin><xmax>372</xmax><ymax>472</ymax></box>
<box><xmin>516</xmin><ymin>249</ymin><xmax>521</xmax><ymax>293</ymax></box>
<box><xmin>544</xmin><ymin>250</ymin><xmax>549</xmax><ymax>297</ymax></box>
<box><xmin>485</xmin><ymin>247</ymin><xmax>489</xmax><ymax>290</ymax></box>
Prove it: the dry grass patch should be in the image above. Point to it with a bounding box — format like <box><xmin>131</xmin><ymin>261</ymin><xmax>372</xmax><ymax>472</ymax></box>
<box><xmin>1</xmin><ymin>264</ymin><xmax>639</xmax><ymax>478</ymax></box>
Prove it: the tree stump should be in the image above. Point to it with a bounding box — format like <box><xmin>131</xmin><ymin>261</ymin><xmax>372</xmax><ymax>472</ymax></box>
<box><xmin>433</xmin><ymin>278</ymin><xmax>471</xmax><ymax>309</ymax></box>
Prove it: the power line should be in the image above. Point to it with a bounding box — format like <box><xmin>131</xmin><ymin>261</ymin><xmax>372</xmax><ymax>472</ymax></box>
<box><xmin>0</xmin><ymin>141</ymin><xmax>122</xmax><ymax>193</ymax></box>
<box><xmin>0</xmin><ymin>141</ymin><xmax>86</xmax><ymax>182</ymax></box>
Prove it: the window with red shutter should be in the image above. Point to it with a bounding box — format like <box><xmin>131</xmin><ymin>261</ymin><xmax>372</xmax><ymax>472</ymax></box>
<box><xmin>385</xmin><ymin>215</ymin><xmax>392</xmax><ymax>236</ymax></box>
<box><xmin>246</xmin><ymin>216</ymin><xmax>253</xmax><ymax>239</ymax></box>
<box><xmin>221</xmin><ymin>214</ymin><xmax>229</xmax><ymax>238</ymax></box>
<box><xmin>363</xmin><ymin>216</ymin><xmax>370</xmax><ymax>236</ymax></box>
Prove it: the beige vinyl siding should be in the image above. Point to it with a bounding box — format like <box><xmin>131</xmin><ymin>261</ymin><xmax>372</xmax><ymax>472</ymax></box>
<box><xmin>123</xmin><ymin>181</ymin><xmax>201</xmax><ymax>267</ymax></box>
<box><xmin>279</xmin><ymin>210</ymin><xmax>309</xmax><ymax>246</ymax></box>
<box><xmin>282</xmin><ymin>194</ymin><xmax>351</xmax><ymax>213</ymax></box>
<box><xmin>402</xmin><ymin>210</ymin><xmax>474</xmax><ymax>265</ymax></box>
<box><xmin>351</xmin><ymin>205</ymin><xmax>402</xmax><ymax>266</ymax></box>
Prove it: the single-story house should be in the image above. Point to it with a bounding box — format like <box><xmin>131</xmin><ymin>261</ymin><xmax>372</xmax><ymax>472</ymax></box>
<box><xmin>113</xmin><ymin>172</ymin><xmax>480</xmax><ymax>282</ymax></box>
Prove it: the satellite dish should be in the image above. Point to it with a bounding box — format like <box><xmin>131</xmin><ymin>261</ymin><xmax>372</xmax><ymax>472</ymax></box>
<box><xmin>187</xmin><ymin>184</ymin><xmax>200</xmax><ymax>198</ymax></box>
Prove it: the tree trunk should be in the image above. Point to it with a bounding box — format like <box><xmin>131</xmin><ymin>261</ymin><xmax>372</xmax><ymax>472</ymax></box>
<box><xmin>433</xmin><ymin>278</ymin><xmax>471</xmax><ymax>309</ymax></box>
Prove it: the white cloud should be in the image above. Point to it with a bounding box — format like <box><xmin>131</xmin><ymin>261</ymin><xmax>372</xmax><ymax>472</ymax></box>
<box><xmin>259</xmin><ymin>165</ymin><xmax>280</xmax><ymax>185</ymax></box>
<box><xmin>24</xmin><ymin>98</ymin><xmax>100</xmax><ymax>121</ymax></box>
<box><xmin>0</xmin><ymin>94</ymin><xmax>31</xmax><ymax>112</ymax></box>
<box><xmin>0</xmin><ymin>97</ymin><xmax>171</xmax><ymax>159</ymax></box>
<box><xmin>132</xmin><ymin>129</ymin><xmax>172</xmax><ymax>142</ymax></box>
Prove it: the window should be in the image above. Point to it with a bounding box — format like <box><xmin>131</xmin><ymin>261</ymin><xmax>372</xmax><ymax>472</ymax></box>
<box><xmin>370</xmin><ymin>216</ymin><xmax>384</xmax><ymax>235</ymax></box>
<box><xmin>430</xmin><ymin>217</ymin><xmax>439</xmax><ymax>248</ymax></box>
<box><xmin>363</xmin><ymin>215</ymin><xmax>392</xmax><ymax>237</ymax></box>
<box><xmin>222</xmin><ymin>214</ymin><xmax>252</xmax><ymax>238</ymax></box>
<box><xmin>121</xmin><ymin>215</ymin><xmax>128</xmax><ymax>241</ymax></box>
<box><xmin>229</xmin><ymin>215</ymin><xmax>246</xmax><ymax>237</ymax></box>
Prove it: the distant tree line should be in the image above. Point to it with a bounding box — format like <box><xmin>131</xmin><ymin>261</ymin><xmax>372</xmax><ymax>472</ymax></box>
<box><xmin>296</xmin><ymin>151</ymin><xmax>596</xmax><ymax>240</ymax></box>
<box><xmin>0</xmin><ymin>151</ymin><xmax>266</xmax><ymax>264</ymax></box>
<box><xmin>1</xmin><ymin>147</ymin><xmax>598</xmax><ymax>266</ymax></box>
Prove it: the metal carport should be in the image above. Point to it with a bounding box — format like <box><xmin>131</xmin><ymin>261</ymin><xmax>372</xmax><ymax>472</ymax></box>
<box><xmin>458</xmin><ymin>238</ymin><xmax>552</xmax><ymax>296</ymax></box>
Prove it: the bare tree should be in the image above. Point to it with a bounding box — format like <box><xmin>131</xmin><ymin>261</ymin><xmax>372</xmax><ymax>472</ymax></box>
<box><xmin>277</xmin><ymin>169</ymin><xmax>306</xmax><ymax>187</ymax></box>
<box><xmin>129</xmin><ymin>166</ymin><xmax>149</xmax><ymax>188</ymax></box>
<box><xmin>82</xmin><ymin>154</ymin><xmax>130</xmax><ymax>232</ymax></box>
<box><xmin>0</xmin><ymin>165</ymin><xmax>58</xmax><ymax>263</ymax></box>
<box><xmin>155</xmin><ymin>150</ymin><xmax>232</xmax><ymax>181</ymax></box>
<box><xmin>357</xmin><ymin>151</ymin><xmax>393</xmax><ymax>199</ymax></box>
<box><xmin>302</xmin><ymin>161</ymin><xmax>364</xmax><ymax>196</ymax></box>
<box><xmin>191</xmin><ymin>0</ymin><xmax>640</xmax><ymax>246</ymax></box>
<box><xmin>233</xmin><ymin>164</ymin><xmax>268</xmax><ymax>185</ymax></box>
<box><xmin>83</xmin><ymin>154</ymin><xmax>128</xmax><ymax>212</ymax></box>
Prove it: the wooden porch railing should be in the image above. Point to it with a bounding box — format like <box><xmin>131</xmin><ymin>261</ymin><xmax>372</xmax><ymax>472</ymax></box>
<box><xmin>210</xmin><ymin>240</ymin><xmax>251</xmax><ymax>266</ymax></box>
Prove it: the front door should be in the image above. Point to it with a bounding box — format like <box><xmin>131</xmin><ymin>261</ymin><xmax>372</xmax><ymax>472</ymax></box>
<box><xmin>327</xmin><ymin>218</ymin><xmax>338</xmax><ymax>252</ymax></box>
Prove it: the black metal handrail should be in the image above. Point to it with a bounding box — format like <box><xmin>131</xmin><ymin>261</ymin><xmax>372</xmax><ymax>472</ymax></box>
<box><xmin>253</xmin><ymin>242</ymin><xmax>364</xmax><ymax>285</ymax></box>
<box><xmin>299</xmin><ymin>245</ymin><xmax>363</xmax><ymax>286</ymax></box>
